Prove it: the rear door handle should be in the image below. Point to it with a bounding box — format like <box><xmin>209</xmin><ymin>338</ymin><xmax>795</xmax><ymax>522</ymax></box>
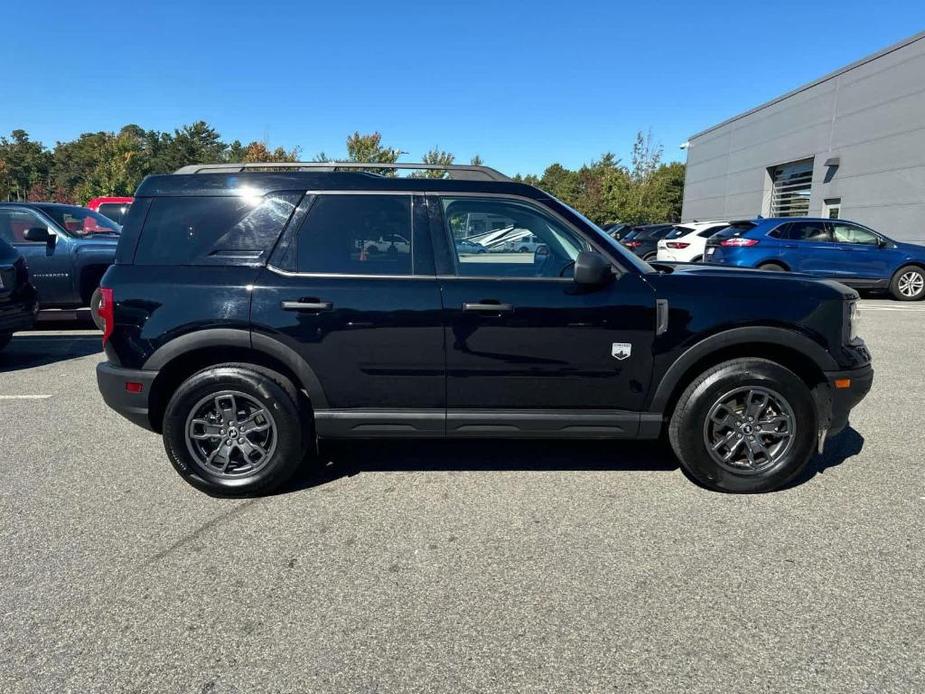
<box><xmin>281</xmin><ymin>299</ymin><xmax>333</xmax><ymax>311</ymax></box>
<box><xmin>463</xmin><ymin>301</ymin><xmax>513</xmax><ymax>313</ymax></box>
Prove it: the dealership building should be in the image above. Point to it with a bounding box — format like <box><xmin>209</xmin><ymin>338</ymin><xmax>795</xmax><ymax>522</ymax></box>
<box><xmin>681</xmin><ymin>30</ymin><xmax>925</xmax><ymax>242</ymax></box>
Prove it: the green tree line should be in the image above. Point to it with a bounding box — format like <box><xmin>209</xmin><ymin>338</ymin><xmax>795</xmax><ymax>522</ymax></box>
<box><xmin>0</xmin><ymin>123</ymin><xmax>684</xmax><ymax>225</ymax></box>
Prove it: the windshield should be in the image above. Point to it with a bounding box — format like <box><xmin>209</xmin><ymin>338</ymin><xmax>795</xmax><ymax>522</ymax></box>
<box><xmin>38</xmin><ymin>205</ymin><xmax>121</xmax><ymax>235</ymax></box>
<box><xmin>547</xmin><ymin>199</ymin><xmax>653</xmax><ymax>273</ymax></box>
<box><xmin>666</xmin><ymin>225</ymin><xmax>694</xmax><ymax>240</ymax></box>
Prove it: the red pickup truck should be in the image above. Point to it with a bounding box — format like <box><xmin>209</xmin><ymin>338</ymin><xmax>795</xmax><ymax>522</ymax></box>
<box><xmin>86</xmin><ymin>197</ymin><xmax>133</xmax><ymax>225</ymax></box>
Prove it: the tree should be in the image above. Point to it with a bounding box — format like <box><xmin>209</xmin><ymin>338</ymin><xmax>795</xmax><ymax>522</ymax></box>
<box><xmin>240</xmin><ymin>141</ymin><xmax>300</xmax><ymax>163</ymax></box>
<box><xmin>149</xmin><ymin>121</ymin><xmax>226</xmax><ymax>173</ymax></box>
<box><xmin>470</xmin><ymin>154</ymin><xmax>484</xmax><ymax>166</ymax></box>
<box><xmin>345</xmin><ymin>131</ymin><xmax>403</xmax><ymax>174</ymax></box>
<box><xmin>75</xmin><ymin>126</ymin><xmax>149</xmax><ymax>203</ymax></box>
<box><xmin>0</xmin><ymin>130</ymin><xmax>53</xmax><ymax>201</ymax></box>
<box><xmin>411</xmin><ymin>147</ymin><xmax>454</xmax><ymax>178</ymax></box>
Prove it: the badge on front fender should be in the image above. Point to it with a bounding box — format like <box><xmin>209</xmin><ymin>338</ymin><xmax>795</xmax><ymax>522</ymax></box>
<box><xmin>611</xmin><ymin>343</ymin><xmax>632</xmax><ymax>360</ymax></box>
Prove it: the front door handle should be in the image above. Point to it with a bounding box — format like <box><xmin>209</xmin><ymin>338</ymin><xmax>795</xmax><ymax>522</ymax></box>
<box><xmin>281</xmin><ymin>299</ymin><xmax>333</xmax><ymax>311</ymax></box>
<box><xmin>462</xmin><ymin>301</ymin><xmax>513</xmax><ymax>313</ymax></box>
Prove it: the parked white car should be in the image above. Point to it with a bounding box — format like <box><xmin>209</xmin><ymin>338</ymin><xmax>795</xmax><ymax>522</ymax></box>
<box><xmin>656</xmin><ymin>221</ymin><xmax>730</xmax><ymax>263</ymax></box>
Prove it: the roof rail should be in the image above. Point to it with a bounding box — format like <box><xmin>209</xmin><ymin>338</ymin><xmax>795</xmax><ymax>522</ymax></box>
<box><xmin>172</xmin><ymin>161</ymin><xmax>511</xmax><ymax>182</ymax></box>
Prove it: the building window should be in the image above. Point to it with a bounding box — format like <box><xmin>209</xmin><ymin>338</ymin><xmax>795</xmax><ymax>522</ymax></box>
<box><xmin>824</xmin><ymin>198</ymin><xmax>841</xmax><ymax>219</ymax></box>
<box><xmin>769</xmin><ymin>158</ymin><xmax>813</xmax><ymax>217</ymax></box>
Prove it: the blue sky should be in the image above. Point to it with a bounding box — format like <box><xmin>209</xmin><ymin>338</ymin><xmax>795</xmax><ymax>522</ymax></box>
<box><xmin>3</xmin><ymin>0</ymin><xmax>923</xmax><ymax>175</ymax></box>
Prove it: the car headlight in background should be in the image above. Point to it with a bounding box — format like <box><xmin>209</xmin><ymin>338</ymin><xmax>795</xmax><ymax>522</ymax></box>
<box><xmin>847</xmin><ymin>301</ymin><xmax>861</xmax><ymax>342</ymax></box>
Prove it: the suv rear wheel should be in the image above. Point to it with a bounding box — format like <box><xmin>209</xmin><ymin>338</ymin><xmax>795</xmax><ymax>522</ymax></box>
<box><xmin>162</xmin><ymin>364</ymin><xmax>306</xmax><ymax>495</ymax></box>
<box><xmin>890</xmin><ymin>265</ymin><xmax>925</xmax><ymax>301</ymax></box>
<box><xmin>668</xmin><ymin>358</ymin><xmax>817</xmax><ymax>493</ymax></box>
<box><xmin>758</xmin><ymin>262</ymin><xmax>786</xmax><ymax>272</ymax></box>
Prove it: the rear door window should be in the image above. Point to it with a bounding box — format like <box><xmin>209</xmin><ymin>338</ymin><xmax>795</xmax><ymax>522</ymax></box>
<box><xmin>780</xmin><ymin>222</ymin><xmax>831</xmax><ymax>242</ymax></box>
<box><xmin>134</xmin><ymin>193</ymin><xmax>302</xmax><ymax>266</ymax></box>
<box><xmin>293</xmin><ymin>194</ymin><xmax>414</xmax><ymax>276</ymax></box>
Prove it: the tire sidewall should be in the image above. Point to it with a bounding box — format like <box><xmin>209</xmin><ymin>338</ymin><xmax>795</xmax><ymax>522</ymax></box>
<box><xmin>891</xmin><ymin>265</ymin><xmax>925</xmax><ymax>301</ymax></box>
<box><xmin>90</xmin><ymin>288</ymin><xmax>105</xmax><ymax>330</ymax></box>
<box><xmin>163</xmin><ymin>366</ymin><xmax>302</xmax><ymax>495</ymax></box>
<box><xmin>673</xmin><ymin>361</ymin><xmax>817</xmax><ymax>493</ymax></box>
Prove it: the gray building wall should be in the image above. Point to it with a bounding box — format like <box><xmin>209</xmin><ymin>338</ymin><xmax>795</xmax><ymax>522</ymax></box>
<box><xmin>682</xmin><ymin>31</ymin><xmax>925</xmax><ymax>242</ymax></box>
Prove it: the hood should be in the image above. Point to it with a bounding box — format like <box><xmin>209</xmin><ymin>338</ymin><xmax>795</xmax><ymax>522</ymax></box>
<box><xmin>894</xmin><ymin>240</ymin><xmax>925</xmax><ymax>256</ymax></box>
<box><xmin>648</xmin><ymin>261</ymin><xmax>858</xmax><ymax>301</ymax></box>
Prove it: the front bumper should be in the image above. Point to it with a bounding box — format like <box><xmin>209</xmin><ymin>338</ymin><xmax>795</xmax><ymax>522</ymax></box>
<box><xmin>97</xmin><ymin>361</ymin><xmax>159</xmax><ymax>431</ymax></box>
<box><xmin>822</xmin><ymin>363</ymin><xmax>874</xmax><ymax>437</ymax></box>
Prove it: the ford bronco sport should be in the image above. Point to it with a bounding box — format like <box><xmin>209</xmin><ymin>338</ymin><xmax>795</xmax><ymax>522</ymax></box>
<box><xmin>96</xmin><ymin>162</ymin><xmax>872</xmax><ymax>495</ymax></box>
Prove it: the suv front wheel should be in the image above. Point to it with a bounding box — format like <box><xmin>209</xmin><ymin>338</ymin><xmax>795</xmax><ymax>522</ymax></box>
<box><xmin>890</xmin><ymin>265</ymin><xmax>925</xmax><ymax>301</ymax></box>
<box><xmin>162</xmin><ymin>364</ymin><xmax>306</xmax><ymax>495</ymax></box>
<box><xmin>669</xmin><ymin>358</ymin><xmax>817</xmax><ymax>493</ymax></box>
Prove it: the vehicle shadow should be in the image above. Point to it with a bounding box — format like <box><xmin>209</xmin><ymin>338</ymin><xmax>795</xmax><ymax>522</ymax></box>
<box><xmin>281</xmin><ymin>427</ymin><xmax>865</xmax><ymax>495</ymax></box>
<box><xmin>785</xmin><ymin>426</ymin><xmax>865</xmax><ymax>488</ymax></box>
<box><xmin>282</xmin><ymin>438</ymin><xmax>681</xmax><ymax>494</ymax></box>
<box><xmin>0</xmin><ymin>333</ymin><xmax>102</xmax><ymax>372</ymax></box>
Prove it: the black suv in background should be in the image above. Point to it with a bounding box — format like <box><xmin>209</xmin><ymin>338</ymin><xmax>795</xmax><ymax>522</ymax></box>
<box><xmin>0</xmin><ymin>237</ymin><xmax>38</xmax><ymax>351</ymax></box>
<box><xmin>97</xmin><ymin>162</ymin><xmax>873</xmax><ymax>496</ymax></box>
<box><xmin>620</xmin><ymin>224</ymin><xmax>675</xmax><ymax>262</ymax></box>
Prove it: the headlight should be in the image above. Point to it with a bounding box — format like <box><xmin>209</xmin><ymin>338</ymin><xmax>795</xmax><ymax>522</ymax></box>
<box><xmin>847</xmin><ymin>301</ymin><xmax>861</xmax><ymax>342</ymax></box>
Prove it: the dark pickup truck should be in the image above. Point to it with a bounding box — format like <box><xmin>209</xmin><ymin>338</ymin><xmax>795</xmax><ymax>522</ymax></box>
<box><xmin>0</xmin><ymin>202</ymin><xmax>120</xmax><ymax>323</ymax></box>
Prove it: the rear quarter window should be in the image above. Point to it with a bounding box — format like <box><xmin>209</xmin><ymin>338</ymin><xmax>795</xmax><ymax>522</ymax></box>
<box><xmin>132</xmin><ymin>193</ymin><xmax>302</xmax><ymax>266</ymax></box>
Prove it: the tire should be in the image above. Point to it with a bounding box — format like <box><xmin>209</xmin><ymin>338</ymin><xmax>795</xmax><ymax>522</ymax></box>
<box><xmin>690</xmin><ymin>255</ymin><xmax>703</xmax><ymax>263</ymax></box>
<box><xmin>89</xmin><ymin>287</ymin><xmax>104</xmax><ymax>330</ymax></box>
<box><xmin>643</xmin><ymin>252</ymin><xmax>658</xmax><ymax>262</ymax></box>
<box><xmin>0</xmin><ymin>333</ymin><xmax>11</xmax><ymax>353</ymax></box>
<box><xmin>668</xmin><ymin>358</ymin><xmax>817</xmax><ymax>493</ymax></box>
<box><xmin>889</xmin><ymin>265</ymin><xmax>925</xmax><ymax>301</ymax></box>
<box><xmin>758</xmin><ymin>262</ymin><xmax>787</xmax><ymax>272</ymax></box>
<box><xmin>162</xmin><ymin>364</ymin><xmax>307</xmax><ymax>496</ymax></box>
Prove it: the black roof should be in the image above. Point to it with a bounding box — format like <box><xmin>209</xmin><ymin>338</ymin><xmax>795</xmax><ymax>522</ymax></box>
<box><xmin>135</xmin><ymin>171</ymin><xmax>548</xmax><ymax>199</ymax></box>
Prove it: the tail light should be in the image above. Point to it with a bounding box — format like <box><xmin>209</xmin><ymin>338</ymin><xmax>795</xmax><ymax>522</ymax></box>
<box><xmin>623</xmin><ymin>240</ymin><xmax>641</xmax><ymax>249</ymax></box>
<box><xmin>666</xmin><ymin>242</ymin><xmax>690</xmax><ymax>249</ymax></box>
<box><xmin>720</xmin><ymin>237</ymin><xmax>759</xmax><ymax>247</ymax></box>
<box><xmin>99</xmin><ymin>287</ymin><xmax>114</xmax><ymax>345</ymax></box>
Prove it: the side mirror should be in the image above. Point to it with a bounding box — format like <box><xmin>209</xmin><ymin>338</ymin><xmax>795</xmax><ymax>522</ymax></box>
<box><xmin>574</xmin><ymin>251</ymin><xmax>613</xmax><ymax>286</ymax></box>
<box><xmin>23</xmin><ymin>227</ymin><xmax>53</xmax><ymax>243</ymax></box>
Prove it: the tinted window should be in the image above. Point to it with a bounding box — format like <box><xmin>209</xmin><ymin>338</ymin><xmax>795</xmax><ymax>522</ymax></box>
<box><xmin>295</xmin><ymin>195</ymin><xmax>413</xmax><ymax>275</ymax></box>
<box><xmin>780</xmin><ymin>221</ymin><xmax>830</xmax><ymax>242</ymax></box>
<box><xmin>698</xmin><ymin>224</ymin><xmax>728</xmax><ymax>238</ymax></box>
<box><xmin>443</xmin><ymin>197</ymin><xmax>588</xmax><ymax>278</ymax></box>
<box><xmin>0</xmin><ymin>208</ymin><xmax>49</xmax><ymax>243</ymax></box>
<box><xmin>831</xmin><ymin>222</ymin><xmax>879</xmax><ymax>245</ymax></box>
<box><xmin>135</xmin><ymin>193</ymin><xmax>301</xmax><ymax>266</ymax></box>
<box><xmin>666</xmin><ymin>226</ymin><xmax>693</xmax><ymax>240</ymax></box>
<box><xmin>37</xmin><ymin>205</ymin><xmax>120</xmax><ymax>235</ymax></box>
<box><xmin>98</xmin><ymin>203</ymin><xmax>130</xmax><ymax>225</ymax></box>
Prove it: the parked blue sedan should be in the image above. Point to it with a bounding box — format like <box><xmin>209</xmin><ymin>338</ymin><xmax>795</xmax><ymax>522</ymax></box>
<box><xmin>704</xmin><ymin>217</ymin><xmax>925</xmax><ymax>300</ymax></box>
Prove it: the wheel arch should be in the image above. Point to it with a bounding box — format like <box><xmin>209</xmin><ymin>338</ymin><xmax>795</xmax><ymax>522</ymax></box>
<box><xmin>757</xmin><ymin>259</ymin><xmax>791</xmax><ymax>271</ymax></box>
<box><xmin>649</xmin><ymin>327</ymin><xmax>836</xmax><ymax>420</ymax></box>
<box><xmin>144</xmin><ymin>330</ymin><xmax>327</xmax><ymax>433</ymax></box>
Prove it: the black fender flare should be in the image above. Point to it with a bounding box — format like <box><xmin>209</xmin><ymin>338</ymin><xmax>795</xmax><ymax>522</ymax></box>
<box><xmin>647</xmin><ymin>326</ymin><xmax>838</xmax><ymax>413</ymax></box>
<box><xmin>143</xmin><ymin>328</ymin><xmax>329</xmax><ymax>408</ymax></box>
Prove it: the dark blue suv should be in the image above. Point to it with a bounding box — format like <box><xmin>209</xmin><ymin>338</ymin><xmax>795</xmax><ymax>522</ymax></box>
<box><xmin>96</xmin><ymin>162</ymin><xmax>873</xmax><ymax>496</ymax></box>
<box><xmin>704</xmin><ymin>217</ymin><xmax>925</xmax><ymax>301</ymax></box>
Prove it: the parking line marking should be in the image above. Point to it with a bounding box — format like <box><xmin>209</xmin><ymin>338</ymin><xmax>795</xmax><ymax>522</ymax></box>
<box><xmin>0</xmin><ymin>395</ymin><xmax>53</xmax><ymax>400</ymax></box>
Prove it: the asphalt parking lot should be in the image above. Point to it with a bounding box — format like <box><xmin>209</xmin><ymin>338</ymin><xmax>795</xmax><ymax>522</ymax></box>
<box><xmin>1</xmin><ymin>300</ymin><xmax>922</xmax><ymax>693</ymax></box>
